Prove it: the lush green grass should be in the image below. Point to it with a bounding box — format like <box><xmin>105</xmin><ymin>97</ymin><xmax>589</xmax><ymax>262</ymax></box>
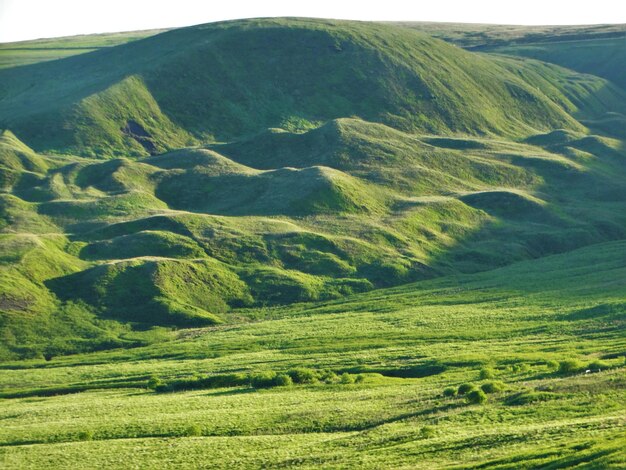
<box><xmin>3</xmin><ymin>19</ymin><xmax>624</xmax><ymax>158</ymax></box>
<box><xmin>0</xmin><ymin>19</ymin><xmax>625</xmax><ymax>468</ymax></box>
<box><xmin>0</xmin><ymin>240</ymin><xmax>624</xmax><ymax>468</ymax></box>
<box><xmin>0</xmin><ymin>29</ymin><xmax>167</xmax><ymax>69</ymax></box>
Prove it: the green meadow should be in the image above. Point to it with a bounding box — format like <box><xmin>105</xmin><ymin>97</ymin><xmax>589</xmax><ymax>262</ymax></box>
<box><xmin>0</xmin><ymin>18</ymin><xmax>625</xmax><ymax>468</ymax></box>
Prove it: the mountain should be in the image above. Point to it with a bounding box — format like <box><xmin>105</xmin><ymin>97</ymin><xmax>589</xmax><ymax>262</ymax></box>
<box><xmin>2</xmin><ymin>18</ymin><xmax>624</xmax><ymax>158</ymax></box>
<box><xmin>1</xmin><ymin>18</ymin><xmax>626</xmax><ymax>359</ymax></box>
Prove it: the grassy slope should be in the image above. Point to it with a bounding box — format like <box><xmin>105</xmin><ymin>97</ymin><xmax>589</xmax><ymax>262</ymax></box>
<box><xmin>397</xmin><ymin>22</ymin><xmax>626</xmax><ymax>90</ymax></box>
<box><xmin>1</xmin><ymin>20</ymin><xmax>625</xmax><ymax>468</ymax></box>
<box><xmin>0</xmin><ymin>30</ymin><xmax>167</xmax><ymax>69</ymax></box>
<box><xmin>2</xmin><ymin>19</ymin><xmax>625</xmax><ymax>158</ymax></box>
<box><xmin>0</xmin><ymin>240</ymin><xmax>624</xmax><ymax>468</ymax></box>
<box><xmin>2</xmin><ymin>99</ymin><xmax>626</xmax><ymax>359</ymax></box>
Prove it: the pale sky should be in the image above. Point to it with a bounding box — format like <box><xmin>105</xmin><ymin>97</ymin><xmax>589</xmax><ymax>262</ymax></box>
<box><xmin>0</xmin><ymin>0</ymin><xmax>624</xmax><ymax>43</ymax></box>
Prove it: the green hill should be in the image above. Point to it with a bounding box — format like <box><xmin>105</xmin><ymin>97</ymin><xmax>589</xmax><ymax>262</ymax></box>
<box><xmin>1</xmin><ymin>18</ymin><xmax>626</xmax><ymax>469</ymax></box>
<box><xmin>2</xmin><ymin>19</ymin><xmax>625</xmax><ymax>158</ymax></box>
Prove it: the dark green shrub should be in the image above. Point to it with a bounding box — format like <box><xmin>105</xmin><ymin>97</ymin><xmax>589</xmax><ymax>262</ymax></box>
<box><xmin>288</xmin><ymin>368</ymin><xmax>318</xmax><ymax>384</ymax></box>
<box><xmin>250</xmin><ymin>370</ymin><xmax>278</xmax><ymax>388</ymax></box>
<box><xmin>442</xmin><ymin>386</ymin><xmax>457</xmax><ymax>397</ymax></box>
<box><xmin>273</xmin><ymin>374</ymin><xmax>293</xmax><ymax>387</ymax></box>
<box><xmin>558</xmin><ymin>359</ymin><xmax>584</xmax><ymax>374</ymax></box>
<box><xmin>457</xmin><ymin>383</ymin><xmax>477</xmax><ymax>395</ymax></box>
<box><xmin>354</xmin><ymin>374</ymin><xmax>365</xmax><ymax>384</ymax></box>
<box><xmin>479</xmin><ymin>368</ymin><xmax>495</xmax><ymax>380</ymax></box>
<box><xmin>511</xmin><ymin>363</ymin><xmax>530</xmax><ymax>373</ymax></box>
<box><xmin>420</xmin><ymin>426</ymin><xmax>436</xmax><ymax>438</ymax></box>
<box><xmin>340</xmin><ymin>373</ymin><xmax>355</xmax><ymax>384</ymax></box>
<box><xmin>466</xmin><ymin>389</ymin><xmax>487</xmax><ymax>404</ymax></box>
<box><xmin>319</xmin><ymin>369</ymin><xmax>339</xmax><ymax>383</ymax></box>
<box><xmin>183</xmin><ymin>424</ymin><xmax>202</xmax><ymax>437</ymax></box>
<box><xmin>146</xmin><ymin>376</ymin><xmax>163</xmax><ymax>390</ymax></box>
<box><xmin>587</xmin><ymin>360</ymin><xmax>609</xmax><ymax>371</ymax></box>
<box><xmin>77</xmin><ymin>430</ymin><xmax>94</xmax><ymax>441</ymax></box>
<box><xmin>505</xmin><ymin>391</ymin><xmax>558</xmax><ymax>406</ymax></box>
<box><xmin>480</xmin><ymin>381</ymin><xmax>505</xmax><ymax>394</ymax></box>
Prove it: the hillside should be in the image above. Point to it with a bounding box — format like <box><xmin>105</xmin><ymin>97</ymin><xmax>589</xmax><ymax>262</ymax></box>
<box><xmin>1</xmin><ymin>18</ymin><xmax>626</xmax><ymax>360</ymax></box>
<box><xmin>1</xmin><ymin>18</ymin><xmax>625</xmax><ymax>158</ymax></box>
<box><xmin>1</xmin><ymin>239</ymin><xmax>625</xmax><ymax>468</ymax></box>
<box><xmin>1</xmin><ymin>17</ymin><xmax>626</xmax><ymax>469</ymax></box>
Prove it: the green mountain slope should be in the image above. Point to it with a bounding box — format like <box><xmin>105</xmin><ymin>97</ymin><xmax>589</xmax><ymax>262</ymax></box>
<box><xmin>0</xmin><ymin>19</ymin><xmax>625</xmax><ymax>360</ymax></box>
<box><xmin>1</xmin><ymin>19</ymin><xmax>624</xmax><ymax>158</ymax></box>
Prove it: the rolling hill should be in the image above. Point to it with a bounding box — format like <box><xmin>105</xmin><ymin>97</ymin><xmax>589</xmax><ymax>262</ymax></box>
<box><xmin>0</xmin><ymin>18</ymin><xmax>625</xmax><ymax>468</ymax></box>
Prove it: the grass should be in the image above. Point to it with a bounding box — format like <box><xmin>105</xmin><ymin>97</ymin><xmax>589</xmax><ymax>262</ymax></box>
<box><xmin>0</xmin><ymin>240</ymin><xmax>624</xmax><ymax>467</ymax></box>
<box><xmin>3</xmin><ymin>19</ymin><xmax>624</xmax><ymax>158</ymax></box>
<box><xmin>0</xmin><ymin>18</ymin><xmax>625</xmax><ymax>468</ymax></box>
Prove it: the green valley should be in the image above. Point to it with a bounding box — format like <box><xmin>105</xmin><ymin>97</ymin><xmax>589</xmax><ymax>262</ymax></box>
<box><xmin>0</xmin><ymin>17</ymin><xmax>624</xmax><ymax>469</ymax></box>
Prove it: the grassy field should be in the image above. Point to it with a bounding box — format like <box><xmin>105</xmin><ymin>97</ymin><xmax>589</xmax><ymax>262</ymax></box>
<box><xmin>0</xmin><ymin>240</ymin><xmax>624</xmax><ymax>468</ymax></box>
<box><xmin>0</xmin><ymin>30</ymin><xmax>166</xmax><ymax>69</ymax></box>
<box><xmin>0</xmin><ymin>18</ymin><xmax>625</xmax><ymax>468</ymax></box>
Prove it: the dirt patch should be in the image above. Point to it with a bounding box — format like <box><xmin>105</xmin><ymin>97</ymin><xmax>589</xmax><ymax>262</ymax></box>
<box><xmin>0</xmin><ymin>294</ymin><xmax>32</xmax><ymax>312</ymax></box>
<box><xmin>121</xmin><ymin>120</ymin><xmax>158</xmax><ymax>154</ymax></box>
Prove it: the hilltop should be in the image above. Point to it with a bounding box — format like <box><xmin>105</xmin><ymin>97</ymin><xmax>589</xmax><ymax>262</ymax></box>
<box><xmin>1</xmin><ymin>18</ymin><xmax>624</xmax><ymax>158</ymax></box>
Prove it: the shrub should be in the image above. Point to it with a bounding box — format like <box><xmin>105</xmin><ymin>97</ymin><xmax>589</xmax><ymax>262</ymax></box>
<box><xmin>183</xmin><ymin>424</ymin><xmax>202</xmax><ymax>437</ymax></box>
<box><xmin>420</xmin><ymin>426</ymin><xmax>436</xmax><ymax>438</ymax></box>
<box><xmin>288</xmin><ymin>368</ymin><xmax>318</xmax><ymax>384</ymax></box>
<box><xmin>250</xmin><ymin>370</ymin><xmax>278</xmax><ymax>389</ymax></box>
<box><xmin>546</xmin><ymin>360</ymin><xmax>559</xmax><ymax>370</ymax></box>
<box><xmin>511</xmin><ymin>363</ymin><xmax>530</xmax><ymax>373</ymax></box>
<box><xmin>466</xmin><ymin>389</ymin><xmax>487</xmax><ymax>404</ymax></box>
<box><xmin>558</xmin><ymin>359</ymin><xmax>584</xmax><ymax>374</ymax></box>
<box><xmin>354</xmin><ymin>374</ymin><xmax>365</xmax><ymax>384</ymax></box>
<box><xmin>442</xmin><ymin>386</ymin><xmax>457</xmax><ymax>397</ymax></box>
<box><xmin>480</xmin><ymin>381</ymin><xmax>505</xmax><ymax>394</ymax></box>
<box><xmin>273</xmin><ymin>374</ymin><xmax>293</xmax><ymax>387</ymax></box>
<box><xmin>319</xmin><ymin>369</ymin><xmax>339</xmax><ymax>384</ymax></box>
<box><xmin>77</xmin><ymin>430</ymin><xmax>94</xmax><ymax>441</ymax></box>
<box><xmin>587</xmin><ymin>360</ymin><xmax>609</xmax><ymax>371</ymax></box>
<box><xmin>505</xmin><ymin>391</ymin><xmax>557</xmax><ymax>406</ymax></box>
<box><xmin>340</xmin><ymin>373</ymin><xmax>355</xmax><ymax>384</ymax></box>
<box><xmin>146</xmin><ymin>376</ymin><xmax>163</xmax><ymax>390</ymax></box>
<box><xmin>457</xmin><ymin>383</ymin><xmax>477</xmax><ymax>395</ymax></box>
<box><xmin>479</xmin><ymin>368</ymin><xmax>495</xmax><ymax>380</ymax></box>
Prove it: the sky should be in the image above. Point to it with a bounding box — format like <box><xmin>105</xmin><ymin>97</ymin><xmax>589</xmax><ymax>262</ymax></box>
<box><xmin>0</xmin><ymin>0</ymin><xmax>624</xmax><ymax>43</ymax></box>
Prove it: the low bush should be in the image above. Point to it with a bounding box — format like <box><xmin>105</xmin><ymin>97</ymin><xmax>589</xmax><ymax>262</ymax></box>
<box><xmin>466</xmin><ymin>389</ymin><xmax>487</xmax><ymax>404</ymax></box>
<box><xmin>77</xmin><ymin>430</ymin><xmax>94</xmax><ymax>441</ymax></box>
<box><xmin>273</xmin><ymin>374</ymin><xmax>293</xmax><ymax>387</ymax></box>
<box><xmin>288</xmin><ymin>368</ymin><xmax>319</xmax><ymax>384</ymax></box>
<box><xmin>505</xmin><ymin>391</ymin><xmax>558</xmax><ymax>406</ymax></box>
<box><xmin>183</xmin><ymin>424</ymin><xmax>202</xmax><ymax>437</ymax></box>
<box><xmin>558</xmin><ymin>359</ymin><xmax>584</xmax><ymax>374</ymax></box>
<box><xmin>511</xmin><ymin>363</ymin><xmax>530</xmax><ymax>373</ymax></box>
<box><xmin>481</xmin><ymin>381</ymin><xmax>505</xmax><ymax>394</ymax></box>
<box><xmin>146</xmin><ymin>376</ymin><xmax>163</xmax><ymax>390</ymax></box>
<box><xmin>340</xmin><ymin>373</ymin><xmax>355</xmax><ymax>384</ymax></box>
<box><xmin>458</xmin><ymin>383</ymin><xmax>477</xmax><ymax>395</ymax></box>
<box><xmin>479</xmin><ymin>368</ymin><xmax>495</xmax><ymax>380</ymax></box>
<box><xmin>319</xmin><ymin>369</ymin><xmax>339</xmax><ymax>384</ymax></box>
<box><xmin>250</xmin><ymin>371</ymin><xmax>279</xmax><ymax>389</ymax></box>
<box><xmin>587</xmin><ymin>360</ymin><xmax>610</xmax><ymax>371</ymax></box>
<box><xmin>546</xmin><ymin>360</ymin><xmax>559</xmax><ymax>370</ymax></box>
<box><xmin>443</xmin><ymin>386</ymin><xmax>457</xmax><ymax>397</ymax></box>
